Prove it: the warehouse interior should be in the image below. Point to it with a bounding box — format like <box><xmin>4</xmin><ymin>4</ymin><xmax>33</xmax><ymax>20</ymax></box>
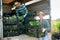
<box><xmin>1</xmin><ymin>0</ymin><xmax>51</xmax><ymax>40</ymax></box>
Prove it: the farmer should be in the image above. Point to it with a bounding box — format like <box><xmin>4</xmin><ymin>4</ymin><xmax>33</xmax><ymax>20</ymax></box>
<box><xmin>12</xmin><ymin>2</ymin><xmax>28</xmax><ymax>33</ymax></box>
<box><xmin>37</xmin><ymin>11</ymin><xmax>50</xmax><ymax>40</ymax></box>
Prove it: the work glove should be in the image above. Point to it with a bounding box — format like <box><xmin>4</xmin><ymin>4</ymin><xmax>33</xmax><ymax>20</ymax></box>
<box><xmin>11</xmin><ymin>6</ymin><xmax>16</xmax><ymax>10</ymax></box>
<box><xmin>23</xmin><ymin>14</ymin><xmax>27</xmax><ymax>18</ymax></box>
<box><xmin>42</xmin><ymin>28</ymin><xmax>46</xmax><ymax>33</ymax></box>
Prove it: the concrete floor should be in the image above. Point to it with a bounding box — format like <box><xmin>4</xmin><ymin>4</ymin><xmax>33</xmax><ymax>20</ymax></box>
<box><xmin>1</xmin><ymin>33</ymin><xmax>51</xmax><ymax>40</ymax></box>
<box><xmin>2</xmin><ymin>34</ymin><xmax>38</xmax><ymax>40</ymax></box>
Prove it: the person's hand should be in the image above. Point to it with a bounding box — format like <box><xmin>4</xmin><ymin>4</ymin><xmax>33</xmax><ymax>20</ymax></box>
<box><xmin>23</xmin><ymin>14</ymin><xmax>27</xmax><ymax>18</ymax></box>
<box><xmin>42</xmin><ymin>28</ymin><xmax>46</xmax><ymax>32</ymax></box>
<box><xmin>11</xmin><ymin>6</ymin><xmax>16</xmax><ymax>10</ymax></box>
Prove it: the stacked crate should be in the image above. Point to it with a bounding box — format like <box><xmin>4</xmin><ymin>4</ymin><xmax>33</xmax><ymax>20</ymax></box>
<box><xmin>3</xmin><ymin>14</ymin><xmax>24</xmax><ymax>37</ymax></box>
<box><xmin>27</xmin><ymin>10</ymin><xmax>38</xmax><ymax>37</ymax></box>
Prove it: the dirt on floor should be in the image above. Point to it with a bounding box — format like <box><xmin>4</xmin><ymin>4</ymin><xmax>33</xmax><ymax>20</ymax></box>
<box><xmin>1</xmin><ymin>33</ymin><xmax>51</xmax><ymax>40</ymax></box>
<box><xmin>2</xmin><ymin>34</ymin><xmax>38</xmax><ymax>40</ymax></box>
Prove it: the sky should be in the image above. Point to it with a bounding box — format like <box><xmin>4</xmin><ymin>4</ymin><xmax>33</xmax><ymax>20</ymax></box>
<box><xmin>50</xmin><ymin>0</ymin><xmax>60</xmax><ymax>20</ymax></box>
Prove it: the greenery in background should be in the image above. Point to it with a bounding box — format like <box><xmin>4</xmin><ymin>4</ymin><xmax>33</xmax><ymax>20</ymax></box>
<box><xmin>51</xmin><ymin>20</ymin><xmax>60</xmax><ymax>34</ymax></box>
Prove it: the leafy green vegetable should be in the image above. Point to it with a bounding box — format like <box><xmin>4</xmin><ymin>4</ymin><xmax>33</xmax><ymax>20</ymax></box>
<box><xmin>28</xmin><ymin>21</ymin><xmax>39</xmax><ymax>26</ymax></box>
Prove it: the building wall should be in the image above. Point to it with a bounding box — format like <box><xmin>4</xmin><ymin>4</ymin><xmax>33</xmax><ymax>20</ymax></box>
<box><xmin>27</xmin><ymin>1</ymin><xmax>50</xmax><ymax>15</ymax></box>
<box><xmin>3</xmin><ymin>5</ymin><xmax>12</xmax><ymax>13</ymax></box>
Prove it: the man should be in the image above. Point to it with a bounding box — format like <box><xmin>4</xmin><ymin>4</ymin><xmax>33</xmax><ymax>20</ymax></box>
<box><xmin>12</xmin><ymin>2</ymin><xmax>28</xmax><ymax>33</ymax></box>
<box><xmin>37</xmin><ymin>12</ymin><xmax>50</xmax><ymax>40</ymax></box>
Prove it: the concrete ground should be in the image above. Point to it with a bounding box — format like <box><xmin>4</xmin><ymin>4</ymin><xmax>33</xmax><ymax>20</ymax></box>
<box><xmin>2</xmin><ymin>34</ymin><xmax>38</xmax><ymax>40</ymax></box>
<box><xmin>1</xmin><ymin>33</ymin><xmax>51</xmax><ymax>40</ymax></box>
